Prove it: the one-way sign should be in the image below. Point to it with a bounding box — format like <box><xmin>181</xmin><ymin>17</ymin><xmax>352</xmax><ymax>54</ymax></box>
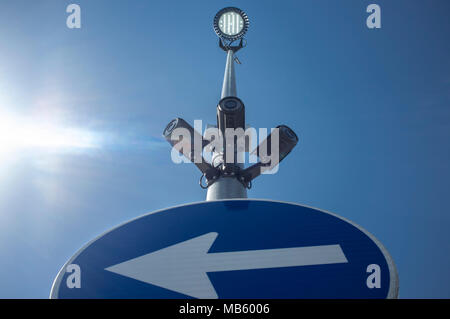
<box><xmin>50</xmin><ymin>200</ymin><xmax>399</xmax><ymax>298</ymax></box>
<box><xmin>105</xmin><ymin>232</ymin><xmax>348</xmax><ymax>299</ymax></box>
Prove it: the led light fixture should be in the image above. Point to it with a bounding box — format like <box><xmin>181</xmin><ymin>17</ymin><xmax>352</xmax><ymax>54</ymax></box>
<box><xmin>213</xmin><ymin>7</ymin><xmax>249</xmax><ymax>41</ymax></box>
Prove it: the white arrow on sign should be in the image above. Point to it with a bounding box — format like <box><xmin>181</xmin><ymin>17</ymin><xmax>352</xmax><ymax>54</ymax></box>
<box><xmin>105</xmin><ymin>232</ymin><xmax>348</xmax><ymax>299</ymax></box>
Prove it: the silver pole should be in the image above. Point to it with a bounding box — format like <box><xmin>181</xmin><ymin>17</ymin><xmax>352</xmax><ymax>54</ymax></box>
<box><xmin>221</xmin><ymin>50</ymin><xmax>237</xmax><ymax>98</ymax></box>
<box><xmin>206</xmin><ymin>50</ymin><xmax>248</xmax><ymax>201</ymax></box>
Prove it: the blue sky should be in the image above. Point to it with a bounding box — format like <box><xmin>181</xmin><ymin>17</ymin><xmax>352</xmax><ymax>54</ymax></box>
<box><xmin>0</xmin><ymin>0</ymin><xmax>449</xmax><ymax>298</ymax></box>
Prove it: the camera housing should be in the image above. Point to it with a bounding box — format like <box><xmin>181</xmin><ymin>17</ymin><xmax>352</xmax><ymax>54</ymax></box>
<box><xmin>240</xmin><ymin>125</ymin><xmax>298</xmax><ymax>185</ymax></box>
<box><xmin>163</xmin><ymin>118</ymin><xmax>216</xmax><ymax>176</ymax></box>
<box><xmin>253</xmin><ymin>125</ymin><xmax>298</xmax><ymax>167</ymax></box>
<box><xmin>217</xmin><ymin>97</ymin><xmax>245</xmax><ymax>134</ymax></box>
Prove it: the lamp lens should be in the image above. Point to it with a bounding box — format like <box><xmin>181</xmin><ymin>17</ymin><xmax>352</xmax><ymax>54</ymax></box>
<box><xmin>218</xmin><ymin>11</ymin><xmax>244</xmax><ymax>36</ymax></box>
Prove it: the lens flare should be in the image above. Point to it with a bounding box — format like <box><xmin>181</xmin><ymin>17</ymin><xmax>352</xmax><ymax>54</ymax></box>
<box><xmin>0</xmin><ymin>111</ymin><xmax>100</xmax><ymax>156</ymax></box>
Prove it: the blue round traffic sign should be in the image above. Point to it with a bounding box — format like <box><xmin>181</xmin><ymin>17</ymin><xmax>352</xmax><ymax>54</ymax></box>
<box><xmin>51</xmin><ymin>200</ymin><xmax>398</xmax><ymax>299</ymax></box>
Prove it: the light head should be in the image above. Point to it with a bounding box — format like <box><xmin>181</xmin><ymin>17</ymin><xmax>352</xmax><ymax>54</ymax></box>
<box><xmin>213</xmin><ymin>7</ymin><xmax>249</xmax><ymax>42</ymax></box>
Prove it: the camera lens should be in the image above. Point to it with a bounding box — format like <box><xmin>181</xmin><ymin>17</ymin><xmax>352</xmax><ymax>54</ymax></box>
<box><xmin>280</xmin><ymin>125</ymin><xmax>298</xmax><ymax>142</ymax></box>
<box><xmin>163</xmin><ymin>119</ymin><xmax>178</xmax><ymax>136</ymax></box>
<box><xmin>224</xmin><ymin>99</ymin><xmax>238</xmax><ymax>110</ymax></box>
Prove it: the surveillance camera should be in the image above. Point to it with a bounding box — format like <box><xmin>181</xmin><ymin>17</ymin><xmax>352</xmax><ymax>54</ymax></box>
<box><xmin>216</xmin><ymin>97</ymin><xmax>246</xmax><ymax>170</ymax></box>
<box><xmin>163</xmin><ymin>118</ymin><xmax>216</xmax><ymax>176</ymax></box>
<box><xmin>253</xmin><ymin>125</ymin><xmax>299</xmax><ymax>167</ymax></box>
<box><xmin>241</xmin><ymin>125</ymin><xmax>298</xmax><ymax>185</ymax></box>
<box><xmin>163</xmin><ymin>118</ymin><xmax>199</xmax><ymax>159</ymax></box>
<box><xmin>277</xmin><ymin>125</ymin><xmax>299</xmax><ymax>161</ymax></box>
<box><xmin>217</xmin><ymin>97</ymin><xmax>245</xmax><ymax>134</ymax></box>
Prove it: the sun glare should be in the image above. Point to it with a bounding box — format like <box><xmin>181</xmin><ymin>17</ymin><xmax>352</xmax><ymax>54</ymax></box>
<box><xmin>0</xmin><ymin>111</ymin><xmax>99</xmax><ymax>156</ymax></box>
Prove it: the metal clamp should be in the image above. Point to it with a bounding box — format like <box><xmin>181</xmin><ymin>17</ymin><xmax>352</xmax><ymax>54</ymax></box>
<box><xmin>199</xmin><ymin>165</ymin><xmax>254</xmax><ymax>190</ymax></box>
<box><xmin>199</xmin><ymin>174</ymin><xmax>209</xmax><ymax>189</ymax></box>
<box><xmin>219</xmin><ymin>38</ymin><xmax>245</xmax><ymax>53</ymax></box>
<box><xmin>199</xmin><ymin>167</ymin><xmax>221</xmax><ymax>189</ymax></box>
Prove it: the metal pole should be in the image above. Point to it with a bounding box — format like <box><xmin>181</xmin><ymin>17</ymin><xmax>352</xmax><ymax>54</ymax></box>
<box><xmin>221</xmin><ymin>50</ymin><xmax>237</xmax><ymax>98</ymax></box>
<box><xmin>206</xmin><ymin>50</ymin><xmax>247</xmax><ymax>201</ymax></box>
